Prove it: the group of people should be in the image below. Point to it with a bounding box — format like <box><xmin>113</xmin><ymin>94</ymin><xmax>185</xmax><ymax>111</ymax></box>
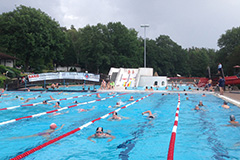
<box><xmin>100</xmin><ymin>80</ymin><xmax>115</xmax><ymax>90</ymax></box>
<box><xmin>144</xmin><ymin>86</ymin><xmax>154</xmax><ymax>91</ymax></box>
<box><xmin>191</xmin><ymin>94</ymin><xmax>239</xmax><ymax>127</ymax></box>
<box><xmin>87</xmin><ymin>109</ymin><xmax>155</xmax><ymax>143</ymax></box>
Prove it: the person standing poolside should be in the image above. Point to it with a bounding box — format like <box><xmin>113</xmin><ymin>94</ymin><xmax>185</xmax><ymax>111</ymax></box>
<box><xmin>88</xmin><ymin>127</ymin><xmax>115</xmax><ymax>143</ymax></box>
<box><xmin>218</xmin><ymin>63</ymin><xmax>222</xmax><ymax>75</ymax></box>
<box><xmin>142</xmin><ymin>110</ymin><xmax>155</xmax><ymax>119</ymax></box>
<box><xmin>222</xmin><ymin>101</ymin><xmax>230</xmax><ymax>109</ymax></box>
<box><xmin>218</xmin><ymin>76</ymin><xmax>225</xmax><ymax>95</ymax></box>
<box><xmin>12</xmin><ymin>123</ymin><xmax>64</xmax><ymax>139</ymax></box>
<box><xmin>229</xmin><ymin>115</ymin><xmax>240</xmax><ymax>126</ymax></box>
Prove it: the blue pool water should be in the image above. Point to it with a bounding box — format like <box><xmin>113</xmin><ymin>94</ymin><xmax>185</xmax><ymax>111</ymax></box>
<box><xmin>0</xmin><ymin>91</ymin><xmax>240</xmax><ymax>160</ymax></box>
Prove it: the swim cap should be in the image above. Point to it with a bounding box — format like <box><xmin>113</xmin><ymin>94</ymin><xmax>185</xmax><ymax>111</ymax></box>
<box><xmin>50</xmin><ymin>123</ymin><xmax>57</xmax><ymax>129</ymax></box>
<box><xmin>224</xmin><ymin>101</ymin><xmax>227</xmax><ymax>105</ymax></box>
<box><xmin>230</xmin><ymin>115</ymin><xmax>235</xmax><ymax>121</ymax></box>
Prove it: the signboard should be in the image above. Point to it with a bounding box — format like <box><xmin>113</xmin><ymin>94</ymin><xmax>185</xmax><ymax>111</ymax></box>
<box><xmin>28</xmin><ymin>72</ymin><xmax>100</xmax><ymax>82</ymax></box>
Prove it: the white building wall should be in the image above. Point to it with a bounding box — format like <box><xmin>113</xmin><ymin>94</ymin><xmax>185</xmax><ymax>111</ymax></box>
<box><xmin>138</xmin><ymin>76</ymin><xmax>167</xmax><ymax>87</ymax></box>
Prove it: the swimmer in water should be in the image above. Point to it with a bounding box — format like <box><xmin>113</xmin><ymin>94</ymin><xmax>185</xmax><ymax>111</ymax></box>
<box><xmin>108</xmin><ymin>92</ymin><xmax>115</xmax><ymax>95</ymax></box>
<box><xmin>221</xmin><ymin>101</ymin><xmax>230</xmax><ymax>109</ymax></box>
<box><xmin>202</xmin><ymin>93</ymin><xmax>206</xmax><ymax>97</ymax></box>
<box><xmin>87</xmin><ymin>127</ymin><xmax>115</xmax><ymax>143</ymax></box>
<box><xmin>23</xmin><ymin>95</ymin><xmax>41</xmax><ymax>103</ymax></box>
<box><xmin>11</xmin><ymin>123</ymin><xmax>64</xmax><ymax>140</ymax></box>
<box><xmin>108</xmin><ymin>111</ymin><xmax>122</xmax><ymax>121</ymax></box>
<box><xmin>96</xmin><ymin>93</ymin><xmax>101</xmax><ymax>98</ymax></box>
<box><xmin>53</xmin><ymin>102</ymin><xmax>61</xmax><ymax>108</ymax></box>
<box><xmin>108</xmin><ymin>102</ymin><xmax>121</xmax><ymax>108</ymax></box>
<box><xmin>78</xmin><ymin>106</ymin><xmax>95</xmax><ymax>113</ymax></box>
<box><xmin>198</xmin><ymin>101</ymin><xmax>204</xmax><ymax>106</ymax></box>
<box><xmin>229</xmin><ymin>115</ymin><xmax>240</xmax><ymax>126</ymax></box>
<box><xmin>142</xmin><ymin>110</ymin><xmax>155</xmax><ymax>119</ymax></box>
<box><xmin>129</xmin><ymin>96</ymin><xmax>134</xmax><ymax>101</ymax></box>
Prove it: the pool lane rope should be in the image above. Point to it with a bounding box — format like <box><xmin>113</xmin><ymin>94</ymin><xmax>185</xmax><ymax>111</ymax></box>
<box><xmin>0</xmin><ymin>93</ymin><xmax>127</xmax><ymax>126</ymax></box>
<box><xmin>10</xmin><ymin>93</ymin><xmax>153</xmax><ymax>160</ymax></box>
<box><xmin>167</xmin><ymin>93</ymin><xmax>180</xmax><ymax>160</ymax></box>
<box><xmin>0</xmin><ymin>93</ymin><xmax>99</xmax><ymax>111</ymax></box>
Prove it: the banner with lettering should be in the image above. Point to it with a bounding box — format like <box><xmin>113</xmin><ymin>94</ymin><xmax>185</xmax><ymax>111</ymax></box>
<box><xmin>28</xmin><ymin>72</ymin><xmax>100</xmax><ymax>82</ymax></box>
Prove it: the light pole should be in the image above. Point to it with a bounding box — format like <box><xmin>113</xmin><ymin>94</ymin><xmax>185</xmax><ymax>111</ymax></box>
<box><xmin>141</xmin><ymin>24</ymin><xmax>149</xmax><ymax>68</ymax></box>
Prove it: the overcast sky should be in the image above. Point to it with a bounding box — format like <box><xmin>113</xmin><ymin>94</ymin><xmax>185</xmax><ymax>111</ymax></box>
<box><xmin>1</xmin><ymin>0</ymin><xmax>240</xmax><ymax>49</ymax></box>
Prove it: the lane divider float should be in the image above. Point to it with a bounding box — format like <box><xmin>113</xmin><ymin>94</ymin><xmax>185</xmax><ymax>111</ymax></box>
<box><xmin>167</xmin><ymin>93</ymin><xmax>180</xmax><ymax>160</ymax></box>
<box><xmin>0</xmin><ymin>93</ymin><xmax>127</xmax><ymax>126</ymax></box>
<box><xmin>0</xmin><ymin>93</ymin><xmax>99</xmax><ymax>111</ymax></box>
<box><xmin>11</xmin><ymin>93</ymin><xmax>153</xmax><ymax>160</ymax></box>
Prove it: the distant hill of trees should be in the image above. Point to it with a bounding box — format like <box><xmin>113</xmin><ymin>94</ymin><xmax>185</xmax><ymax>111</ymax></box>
<box><xmin>0</xmin><ymin>5</ymin><xmax>240</xmax><ymax>77</ymax></box>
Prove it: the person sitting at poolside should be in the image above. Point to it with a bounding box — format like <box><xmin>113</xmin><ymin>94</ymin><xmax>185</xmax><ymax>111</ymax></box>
<box><xmin>229</xmin><ymin>115</ymin><xmax>240</xmax><ymax>126</ymax></box>
<box><xmin>12</xmin><ymin>123</ymin><xmax>64</xmax><ymax>140</ymax></box>
<box><xmin>78</xmin><ymin>106</ymin><xmax>95</xmax><ymax>113</ymax></box>
<box><xmin>145</xmin><ymin>86</ymin><xmax>148</xmax><ymax>91</ymax></box>
<box><xmin>222</xmin><ymin>101</ymin><xmax>230</xmax><ymax>109</ymax></box>
<box><xmin>129</xmin><ymin>96</ymin><xmax>134</xmax><ymax>101</ymax></box>
<box><xmin>108</xmin><ymin>111</ymin><xmax>122</xmax><ymax>121</ymax></box>
<box><xmin>87</xmin><ymin>127</ymin><xmax>115</xmax><ymax>143</ymax></box>
<box><xmin>53</xmin><ymin>102</ymin><xmax>61</xmax><ymax>108</ymax></box>
<box><xmin>142</xmin><ymin>110</ymin><xmax>155</xmax><ymax>119</ymax></box>
<box><xmin>96</xmin><ymin>93</ymin><xmax>101</xmax><ymax>98</ymax></box>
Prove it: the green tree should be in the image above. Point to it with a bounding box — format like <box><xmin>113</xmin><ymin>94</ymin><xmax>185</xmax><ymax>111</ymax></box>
<box><xmin>217</xmin><ymin>26</ymin><xmax>240</xmax><ymax>75</ymax></box>
<box><xmin>0</xmin><ymin>5</ymin><xmax>67</xmax><ymax>72</ymax></box>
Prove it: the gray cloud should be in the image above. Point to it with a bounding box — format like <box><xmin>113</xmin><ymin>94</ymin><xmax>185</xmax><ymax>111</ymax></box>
<box><xmin>1</xmin><ymin>0</ymin><xmax>240</xmax><ymax>49</ymax></box>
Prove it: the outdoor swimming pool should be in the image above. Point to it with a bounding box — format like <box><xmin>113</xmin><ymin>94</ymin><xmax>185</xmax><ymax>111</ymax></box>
<box><xmin>0</xmin><ymin>90</ymin><xmax>240</xmax><ymax>160</ymax></box>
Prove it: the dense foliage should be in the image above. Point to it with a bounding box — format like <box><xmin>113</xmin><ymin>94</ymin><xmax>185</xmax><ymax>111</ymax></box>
<box><xmin>0</xmin><ymin>5</ymin><xmax>239</xmax><ymax>77</ymax></box>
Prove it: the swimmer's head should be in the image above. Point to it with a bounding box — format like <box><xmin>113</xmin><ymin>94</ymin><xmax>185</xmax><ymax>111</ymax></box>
<box><xmin>96</xmin><ymin>127</ymin><xmax>103</xmax><ymax>132</ymax></box>
<box><xmin>38</xmin><ymin>95</ymin><xmax>41</xmax><ymax>97</ymax></box>
<box><xmin>20</xmin><ymin>98</ymin><xmax>24</xmax><ymax>100</ymax></box>
<box><xmin>224</xmin><ymin>101</ymin><xmax>227</xmax><ymax>105</ymax></box>
<box><xmin>113</xmin><ymin>111</ymin><xmax>117</xmax><ymax>115</ymax></box>
<box><xmin>43</xmin><ymin>100</ymin><xmax>47</xmax><ymax>104</ymax></box>
<box><xmin>16</xmin><ymin>96</ymin><xmax>19</xmax><ymax>98</ymax></box>
<box><xmin>56</xmin><ymin>102</ymin><xmax>60</xmax><ymax>105</ymax></box>
<box><xmin>185</xmin><ymin>93</ymin><xmax>188</xmax><ymax>95</ymax></box>
<box><xmin>74</xmin><ymin>101</ymin><xmax>78</xmax><ymax>103</ymax></box>
<box><xmin>148</xmin><ymin>115</ymin><xmax>155</xmax><ymax>119</ymax></box>
<box><xmin>230</xmin><ymin>115</ymin><xmax>235</xmax><ymax>121</ymax></box>
<box><xmin>116</xmin><ymin>102</ymin><xmax>120</xmax><ymax>105</ymax></box>
<box><xmin>50</xmin><ymin>123</ymin><xmax>57</xmax><ymax>129</ymax></box>
<box><xmin>130</xmin><ymin>96</ymin><xmax>133</xmax><ymax>99</ymax></box>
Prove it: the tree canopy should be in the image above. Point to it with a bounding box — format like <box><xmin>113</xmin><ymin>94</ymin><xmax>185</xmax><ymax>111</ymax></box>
<box><xmin>0</xmin><ymin>5</ymin><xmax>239</xmax><ymax>77</ymax></box>
<box><xmin>0</xmin><ymin>5</ymin><xmax>67</xmax><ymax>72</ymax></box>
